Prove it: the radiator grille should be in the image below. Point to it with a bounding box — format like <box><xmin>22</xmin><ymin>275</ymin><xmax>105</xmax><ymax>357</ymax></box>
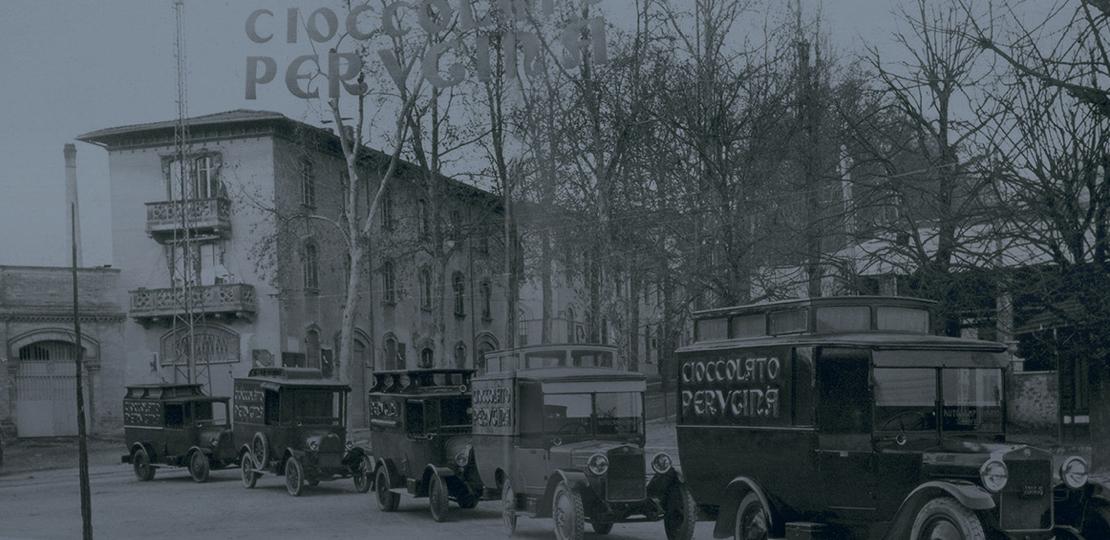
<box><xmin>605</xmin><ymin>451</ymin><xmax>646</xmax><ymax>502</ymax></box>
<box><xmin>999</xmin><ymin>458</ymin><xmax>1052</xmax><ymax>531</ymax></box>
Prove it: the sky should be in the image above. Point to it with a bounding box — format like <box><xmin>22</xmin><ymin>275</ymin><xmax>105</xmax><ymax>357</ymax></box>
<box><xmin>0</xmin><ymin>0</ymin><xmax>903</xmax><ymax>268</ymax></box>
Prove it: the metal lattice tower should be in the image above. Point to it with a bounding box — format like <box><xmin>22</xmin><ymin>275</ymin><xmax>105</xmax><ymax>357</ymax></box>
<box><xmin>169</xmin><ymin>0</ymin><xmax>209</xmax><ymax>389</ymax></box>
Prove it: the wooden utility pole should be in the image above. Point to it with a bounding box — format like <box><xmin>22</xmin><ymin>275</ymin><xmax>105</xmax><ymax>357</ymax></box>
<box><xmin>71</xmin><ymin>202</ymin><xmax>93</xmax><ymax>539</ymax></box>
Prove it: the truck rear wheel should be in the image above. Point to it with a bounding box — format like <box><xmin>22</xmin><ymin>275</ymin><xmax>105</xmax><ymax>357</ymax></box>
<box><xmin>429</xmin><ymin>473</ymin><xmax>450</xmax><ymax>522</ymax></box>
<box><xmin>734</xmin><ymin>492</ymin><xmax>769</xmax><ymax>540</ymax></box>
<box><xmin>352</xmin><ymin>456</ymin><xmax>372</xmax><ymax>493</ymax></box>
<box><xmin>188</xmin><ymin>451</ymin><xmax>210</xmax><ymax>483</ymax></box>
<box><xmin>664</xmin><ymin>483</ymin><xmax>697</xmax><ymax>540</ymax></box>
<box><xmin>552</xmin><ymin>481</ymin><xmax>585</xmax><ymax>540</ymax></box>
<box><xmin>910</xmin><ymin>497</ymin><xmax>986</xmax><ymax>540</ymax></box>
<box><xmin>132</xmin><ymin>447</ymin><xmax>155</xmax><ymax>481</ymax></box>
<box><xmin>375</xmin><ymin>467</ymin><xmax>400</xmax><ymax>511</ymax></box>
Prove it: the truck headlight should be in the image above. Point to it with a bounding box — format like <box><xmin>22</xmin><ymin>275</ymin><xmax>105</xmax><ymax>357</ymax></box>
<box><xmin>345</xmin><ymin>440</ymin><xmax>354</xmax><ymax>451</ymax></box>
<box><xmin>1061</xmin><ymin>456</ymin><xmax>1089</xmax><ymax>489</ymax></box>
<box><xmin>308</xmin><ymin>440</ymin><xmax>320</xmax><ymax>452</ymax></box>
<box><xmin>979</xmin><ymin>459</ymin><xmax>1008</xmax><ymax>493</ymax></box>
<box><xmin>651</xmin><ymin>452</ymin><xmax>673</xmax><ymax>474</ymax></box>
<box><xmin>209</xmin><ymin>437</ymin><xmax>219</xmax><ymax>447</ymax></box>
<box><xmin>454</xmin><ymin>450</ymin><xmax>470</xmax><ymax>468</ymax></box>
<box><xmin>587</xmin><ymin>453</ymin><xmax>609</xmax><ymax>476</ymax></box>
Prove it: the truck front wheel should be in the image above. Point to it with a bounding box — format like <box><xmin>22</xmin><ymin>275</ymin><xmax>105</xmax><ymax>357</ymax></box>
<box><xmin>664</xmin><ymin>483</ymin><xmax>697</xmax><ymax>540</ymax></box>
<box><xmin>132</xmin><ymin>447</ymin><xmax>155</xmax><ymax>481</ymax></box>
<box><xmin>375</xmin><ymin>467</ymin><xmax>400</xmax><ymax>511</ymax></box>
<box><xmin>909</xmin><ymin>497</ymin><xmax>986</xmax><ymax>540</ymax></box>
<box><xmin>552</xmin><ymin>481</ymin><xmax>585</xmax><ymax>540</ymax></box>
<box><xmin>188</xmin><ymin>451</ymin><xmax>210</xmax><ymax>483</ymax></box>
<box><xmin>734</xmin><ymin>492</ymin><xmax>769</xmax><ymax>540</ymax></box>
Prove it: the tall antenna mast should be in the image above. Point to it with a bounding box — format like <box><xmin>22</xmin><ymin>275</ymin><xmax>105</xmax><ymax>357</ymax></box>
<box><xmin>170</xmin><ymin>0</ymin><xmax>207</xmax><ymax>389</ymax></box>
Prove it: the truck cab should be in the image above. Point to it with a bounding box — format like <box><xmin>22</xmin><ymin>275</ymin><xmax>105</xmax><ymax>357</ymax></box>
<box><xmin>367</xmin><ymin>369</ymin><xmax>483</xmax><ymax>522</ymax></box>
<box><xmin>121</xmin><ymin>383</ymin><xmax>235</xmax><ymax>483</ymax></box>
<box><xmin>676</xmin><ymin>296</ymin><xmax>1093</xmax><ymax>540</ymax></box>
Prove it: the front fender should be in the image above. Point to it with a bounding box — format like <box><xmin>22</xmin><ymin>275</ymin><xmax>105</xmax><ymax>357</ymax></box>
<box><xmin>341</xmin><ymin>447</ymin><xmax>366</xmax><ymax>467</ymax></box>
<box><xmin>647</xmin><ymin>469</ymin><xmax>686</xmax><ymax>500</ymax></box>
<box><xmin>713</xmin><ymin>477</ymin><xmax>776</xmax><ymax>539</ymax></box>
<box><xmin>376</xmin><ymin>458</ymin><xmax>401</xmax><ymax>489</ymax></box>
<box><xmin>884</xmin><ymin>481</ymin><xmax>995</xmax><ymax>540</ymax></box>
<box><xmin>537</xmin><ymin>469</ymin><xmax>593</xmax><ymax>518</ymax></box>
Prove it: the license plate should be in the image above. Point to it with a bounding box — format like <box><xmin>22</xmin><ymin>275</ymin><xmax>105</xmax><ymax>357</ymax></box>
<box><xmin>1021</xmin><ymin>485</ymin><xmax>1044</xmax><ymax>497</ymax></box>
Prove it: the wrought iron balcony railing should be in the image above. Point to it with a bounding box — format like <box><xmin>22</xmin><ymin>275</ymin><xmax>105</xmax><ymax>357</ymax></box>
<box><xmin>129</xmin><ymin>283</ymin><xmax>256</xmax><ymax>323</ymax></box>
<box><xmin>145</xmin><ymin>197</ymin><xmax>231</xmax><ymax>242</ymax></box>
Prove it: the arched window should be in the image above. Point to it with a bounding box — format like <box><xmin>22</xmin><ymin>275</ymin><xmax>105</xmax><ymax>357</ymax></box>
<box><xmin>306</xmin><ymin>328</ymin><xmax>321</xmax><ymax>369</ymax></box>
<box><xmin>382</xmin><ymin>259</ymin><xmax>396</xmax><ymax>304</ymax></box>
<box><xmin>417</xmin><ymin>199</ymin><xmax>430</xmax><ymax>238</ymax></box>
<box><xmin>381</xmin><ymin>189</ymin><xmax>395</xmax><ymax>230</ymax></box>
<box><xmin>301</xmin><ymin>159</ymin><xmax>316</xmax><ymax>208</ymax></box>
<box><xmin>475</xmin><ymin>333</ymin><xmax>499</xmax><ymax>373</ymax></box>
<box><xmin>566</xmin><ymin>306</ymin><xmax>576</xmax><ymax>343</ymax></box>
<box><xmin>383</xmin><ymin>334</ymin><xmax>399</xmax><ymax>370</ymax></box>
<box><xmin>303</xmin><ymin>242</ymin><xmax>319</xmax><ymax>291</ymax></box>
<box><xmin>450</xmin><ymin>210</ymin><xmax>462</xmax><ymax>240</ymax></box>
<box><xmin>453</xmin><ymin>271</ymin><xmax>466</xmax><ymax>317</ymax></box>
<box><xmin>480</xmin><ymin>279</ymin><xmax>492</xmax><ymax>320</ymax></box>
<box><xmin>419</xmin><ymin>265</ymin><xmax>433</xmax><ymax>310</ymax></box>
<box><xmin>419</xmin><ymin>346</ymin><xmax>434</xmax><ymax>368</ymax></box>
<box><xmin>454</xmin><ymin>341</ymin><xmax>467</xmax><ymax>368</ymax></box>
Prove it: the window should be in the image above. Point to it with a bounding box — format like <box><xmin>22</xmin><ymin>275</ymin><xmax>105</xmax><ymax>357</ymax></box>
<box><xmin>695</xmin><ymin>318</ymin><xmax>728</xmax><ymax>341</ymax></box>
<box><xmin>301</xmin><ymin>159</ymin><xmax>316</xmax><ymax>208</ymax></box>
<box><xmin>418</xmin><ymin>199</ymin><xmax>430</xmax><ymax>238</ymax></box>
<box><xmin>192</xmin><ymin>156</ymin><xmax>220</xmax><ymax>198</ymax></box>
<box><xmin>381</xmin><ymin>190</ymin><xmax>395</xmax><ymax>230</ymax></box>
<box><xmin>769</xmin><ymin>309</ymin><xmax>808</xmax><ymax>335</ymax></box>
<box><xmin>481</xmin><ymin>280</ymin><xmax>492</xmax><ymax>320</ymax></box>
<box><xmin>420</xmin><ymin>266</ymin><xmax>433</xmax><ymax>310</ymax></box>
<box><xmin>453</xmin><ymin>271</ymin><xmax>466</xmax><ymax>317</ymax></box>
<box><xmin>874</xmin><ymin>368</ymin><xmax>937</xmax><ymax>432</ymax></box>
<box><xmin>383</xmin><ymin>335</ymin><xmax>399</xmax><ymax>370</ymax></box>
<box><xmin>816</xmin><ymin>306</ymin><xmax>871</xmax><ymax>333</ymax></box>
<box><xmin>876</xmin><ymin>307</ymin><xmax>930</xmax><ymax>333</ymax></box>
<box><xmin>381</xmin><ymin>260</ymin><xmax>396</xmax><ymax>304</ymax></box>
<box><xmin>420</xmin><ymin>347</ymin><xmax>434</xmax><ymax>368</ymax></box>
<box><xmin>477</xmin><ymin>234</ymin><xmax>489</xmax><ymax>255</ymax></box>
<box><xmin>571</xmin><ymin>349</ymin><xmax>613</xmax><ymax>368</ymax></box>
<box><xmin>303</xmin><ymin>242</ymin><xmax>319</xmax><ymax>291</ymax></box>
<box><xmin>731</xmin><ymin>314</ymin><xmax>765</xmax><ymax>338</ymax></box>
<box><xmin>166</xmin><ymin>154</ymin><xmax>221</xmax><ymax>200</ymax></box>
<box><xmin>566</xmin><ymin>307</ymin><xmax>576</xmax><ymax>342</ymax></box>
<box><xmin>454</xmin><ymin>341</ymin><xmax>467</xmax><ymax>368</ymax></box>
<box><xmin>450</xmin><ymin>210</ymin><xmax>463</xmax><ymax>240</ymax></box>
<box><xmin>306</xmin><ymin>329</ymin><xmax>321</xmax><ymax>369</ymax></box>
<box><xmin>817</xmin><ymin>349</ymin><xmax>872</xmax><ymax>434</ymax></box>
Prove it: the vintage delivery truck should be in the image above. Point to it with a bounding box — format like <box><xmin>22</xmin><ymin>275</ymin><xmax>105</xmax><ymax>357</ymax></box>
<box><xmin>233</xmin><ymin>367</ymin><xmax>371</xmax><ymax>496</ymax></box>
<box><xmin>367</xmin><ymin>369</ymin><xmax>484</xmax><ymax>521</ymax></box>
<box><xmin>674</xmin><ymin>296</ymin><xmax>1107</xmax><ymax>540</ymax></box>
<box><xmin>121</xmin><ymin>383</ymin><xmax>237</xmax><ymax>482</ymax></box>
<box><xmin>470</xmin><ymin>344</ymin><xmax>695</xmax><ymax>540</ymax></box>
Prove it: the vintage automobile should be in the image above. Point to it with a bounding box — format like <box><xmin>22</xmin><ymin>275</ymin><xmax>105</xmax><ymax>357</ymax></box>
<box><xmin>673</xmin><ymin>295</ymin><xmax>1103</xmax><ymax>540</ymax></box>
<box><xmin>367</xmin><ymin>369</ymin><xmax>484</xmax><ymax>521</ymax></box>
<box><xmin>119</xmin><ymin>383</ymin><xmax>236</xmax><ymax>482</ymax></box>
<box><xmin>233</xmin><ymin>367</ymin><xmax>371</xmax><ymax>496</ymax></box>
<box><xmin>470</xmin><ymin>352</ymin><xmax>695</xmax><ymax>540</ymax></box>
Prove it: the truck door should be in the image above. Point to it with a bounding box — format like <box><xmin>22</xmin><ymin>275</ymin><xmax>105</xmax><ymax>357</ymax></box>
<box><xmin>815</xmin><ymin>348</ymin><xmax>877</xmax><ymax>519</ymax></box>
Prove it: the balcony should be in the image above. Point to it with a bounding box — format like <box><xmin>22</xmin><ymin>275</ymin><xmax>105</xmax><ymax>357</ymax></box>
<box><xmin>145</xmin><ymin>197</ymin><xmax>231</xmax><ymax>242</ymax></box>
<box><xmin>129</xmin><ymin>283</ymin><xmax>256</xmax><ymax>324</ymax></box>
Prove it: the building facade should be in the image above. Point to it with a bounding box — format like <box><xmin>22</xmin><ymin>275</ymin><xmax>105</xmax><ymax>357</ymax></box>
<box><xmin>0</xmin><ymin>265</ymin><xmax>125</xmax><ymax>438</ymax></box>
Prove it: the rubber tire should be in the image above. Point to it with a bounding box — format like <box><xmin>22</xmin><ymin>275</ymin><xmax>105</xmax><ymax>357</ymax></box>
<box><xmin>188</xmin><ymin>451</ymin><xmax>210</xmax><ymax>483</ymax></box>
<box><xmin>552</xmin><ymin>481</ymin><xmax>585</xmax><ymax>540</ymax></box>
<box><xmin>734</xmin><ymin>492</ymin><xmax>769</xmax><ymax>540</ymax></box>
<box><xmin>352</xmin><ymin>456</ymin><xmax>372</xmax><ymax>493</ymax></box>
<box><xmin>910</xmin><ymin>497</ymin><xmax>986</xmax><ymax>540</ymax></box>
<box><xmin>376</xmin><ymin>467</ymin><xmax>400</xmax><ymax>511</ymax></box>
<box><xmin>284</xmin><ymin>456</ymin><xmax>305</xmax><ymax>497</ymax></box>
<box><xmin>1082</xmin><ymin>502</ymin><xmax>1110</xmax><ymax>540</ymax></box>
<box><xmin>429</xmin><ymin>473</ymin><xmax>449</xmax><ymax>522</ymax></box>
<box><xmin>457</xmin><ymin>491</ymin><xmax>480</xmax><ymax>509</ymax></box>
<box><xmin>664</xmin><ymin>484</ymin><xmax>697</xmax><ymax>540</ymax></box>
<box><xmin>502</xmin><ymin>480</ymin><xmax>518</xmax><ymax>536</ymax></box>
<box><xmin>251</xmin><ymin>432</ymin><xmax>269</xmax><ymax>468</ymax></box>
<box><xmin>132</xmin><ymin>447</ymin><xmax>156</xmax><ymax>481</ymax></box>
<box><xmin>240</xmin><ymin>453</ymin><xmax>259</xmax><ymax>488</ymax></box>
<box><xmin>591</xmin><ymin>522</ymin><xmax>614</xmax><ymax>534</ymax></box>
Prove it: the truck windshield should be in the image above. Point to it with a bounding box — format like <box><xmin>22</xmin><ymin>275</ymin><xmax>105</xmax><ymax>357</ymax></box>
<box><xmin>543</xmin><ymin>392</ymin><xmax>643</xmax><ymax>437</ymax></box>
<box><xmin>290</xmin><ymin>389</ymin><xmax>341</xmax><ymax>425</ymax></box>
<box><xmin>874</xmin><ymin>367</ymin><xmax>1003</xmax><ymax>434</ymax></box>
<box><xmin>193</xmin><ymin>401</ymin><xmax>228</xmax><ymax>426</ymax></box>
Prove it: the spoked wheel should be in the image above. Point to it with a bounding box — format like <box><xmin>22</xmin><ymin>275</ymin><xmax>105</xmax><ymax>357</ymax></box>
<box><xmin>375</xmin><ymin>467</ymin><xmax>400</xmax><ymax>511</ymax></box>
<box><xmin>664</xmin><ymin>484</ymin><xmax>697</xmax><ymax>540</ymax></box>
<box><xmin>734</xmin><ymin>493</ymin><xmax>769</xmax><ymax>540</ymax></box>
<box><xmin>251</xmin><ymin>432</ymin><xmax>269</xmax><ymax>469</ymax></box>
<box><xmin>429</xmin><ymin>473</ymin><xmax>449</xmax><ymax>522</ymax></box>
<box><xmin>502</xmin><ymin>480</ymin><xmax>518</xmax><ymax>536</ymax></box>
<box><xmin>910</xmin><ymin>498</ymin><xmax>986</xmax><ymax>540</ymax></box>
<box><xmin>132</xmin><ymin>447</ymin><xmax>155</xmax><ymax>481</ymax></box>
<box><xmin>552</xmin><ymin>480</ymin><xmax>585</xmax><ymax>540</ymax></box>
<box><xmin>188</xmin><ymin>451</ymin><xmax>210</xmax><ymax>483</ymax></box>
<box><xmin>240</xmin><ymin>453</ymin><xmax>259</xmax><ymax>488</ymax></box>
<box><xmin>352</xmin><ymin>456</ymin><xmax>372</xmax><ymax>493</ymax></box>
<box><xmin>284</xmin><ymin>456</ymin><xmax>305</xmax><ymax>497</ymax></box>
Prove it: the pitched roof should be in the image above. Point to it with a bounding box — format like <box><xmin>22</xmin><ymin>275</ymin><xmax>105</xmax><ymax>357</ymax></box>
<box><xmin>76</xmin><ymin>109</ymin><xmax>286</xmax><ymax>142</ymax></box>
